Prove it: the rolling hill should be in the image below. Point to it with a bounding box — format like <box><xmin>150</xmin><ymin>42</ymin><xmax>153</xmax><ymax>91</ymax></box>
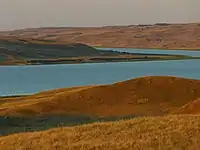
<box><xmin>0</xmin><ymin>38</ymin><xmax>187</xmax><ymax>65</ymax></box>
<box><xmin>1</xmin><ymin>76</ymin><xmax>200</xmax><ymax>117</ymax></box>
<box><xmin>1</xmin><ymin>23</ymin><xmax>200</xmax><ymax>50</ymax></box>
<box><xmin>0</xmin><ymin>38</ymin><xmax>128</xmax><ymax>65</ymax></box>
<box><xmin>1</xmin><ymin>76</ymin><xmax>200</xmax><ymax>146</ymax></box>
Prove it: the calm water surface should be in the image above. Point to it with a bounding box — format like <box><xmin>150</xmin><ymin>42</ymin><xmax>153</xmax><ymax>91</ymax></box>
<box><xmin>99</xmin><ymin>48</ymin><xmax>200</xmax><ymax>57</ymax></box>
<box><xmin>0</xmin><ymin>49</ymin><xmax>200</xmax><ymax>96</ymax></box>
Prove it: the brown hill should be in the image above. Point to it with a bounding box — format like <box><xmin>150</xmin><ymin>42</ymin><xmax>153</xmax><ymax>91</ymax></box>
<box><xmin>1</xmin><ymin>115</ymin><xmax>200</xmax><ymax>150</ymax></box>
<box><xmin>1</xmin><ymin>76</ymin><xmax>200</xmax><ymax>117</ymax></box>
<box><xmin>1</xmin><ymin>23</ymin><xmax>200</xmax><ymax>50</ymax></box>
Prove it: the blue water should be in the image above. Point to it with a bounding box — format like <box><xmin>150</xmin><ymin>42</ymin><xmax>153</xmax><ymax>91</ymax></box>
<box><xmin>0</xmin><ymin>49</ymin><xmax>200</xmax><ymax>96</ymax></box>
<box><xmin>98</xmin><ymin>48</ymin><xmax>200</xmax><ymax>57</ymax></box>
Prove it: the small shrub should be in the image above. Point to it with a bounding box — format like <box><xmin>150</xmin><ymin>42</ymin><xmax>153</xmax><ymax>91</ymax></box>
<box><xmin>136</xmin><ymin>98</ymin><xmax>149</xmax><ymax>104</ymax></box>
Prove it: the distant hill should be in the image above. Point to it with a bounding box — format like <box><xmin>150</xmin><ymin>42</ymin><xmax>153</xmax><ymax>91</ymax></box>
<box><xmin>0</xmin><ymin>38</ymin><xmax>130</xmax><ymax>65</ymax></box>
<box><xmin>0</xmin><ymin>38</ymin><xmax>190</xmax><ymax>65</ymax></box>
<box><xmin>0</xmin><ymin>38</ymin><xmax>122</xmax><ymax>59</ymax></box>
<box><xmin>1</xmin><ymin>23</ymin><xmax>200</xmax><ymax>50</ymax></box>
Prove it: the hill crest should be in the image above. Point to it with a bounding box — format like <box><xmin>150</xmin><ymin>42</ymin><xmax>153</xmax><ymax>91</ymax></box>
<box><xmin>1</xmin><ymin>76</ymin><xmax>200</xmax><ymax>117</ymax></box>
<box><xmin>1</xmin><ymin>23</ymin><xmax>200</xmax><ymax>50</ymax></box>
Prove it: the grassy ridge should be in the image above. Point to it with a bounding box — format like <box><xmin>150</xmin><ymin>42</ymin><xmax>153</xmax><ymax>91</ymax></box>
<box><xmin>0</xmin><ymin>39</ymin><xmax>123</xmax><ymax>59</ymax></box>
<box><xmin>0</xmin><ymin>38</ymin><xmax>135</xmax><ymax>65</ymax></box>
<box><xmin>1</xmin><ymin>76</ymin><xmax>200</xmax><ymax>117</ymax></box>
<box><xmin>1</xmin><ymin>23</ymin><xmax>200</xmax><ymax>50</ymax></box>
<box><xmin>0</xmin><ymin>38</ymin><xmax>197</xmax><ymax>65</ymax></box>
<box><xmin>1</xmin><ymin>115</ymin><xmax>200</xmax><ymax>150</ymax></box>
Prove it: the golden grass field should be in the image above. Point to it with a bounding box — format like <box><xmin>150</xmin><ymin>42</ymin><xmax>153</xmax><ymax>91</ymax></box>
<box><xmin>1</xmin><ymin>115</ymin><xmax>200</xmax><ymax>150</ymax></box>
<box><xmin>1</xmin><ymin>23</ymin><xmax>200</xmax><ymax>50</ymax></box>
<box><xmin>1</xmin><ymin>76</ymin><xmax>200</xmax><ymax>149</ymax></box>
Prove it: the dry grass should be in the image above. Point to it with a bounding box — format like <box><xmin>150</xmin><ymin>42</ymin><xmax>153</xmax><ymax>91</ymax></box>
<box><xmin>1</xmin><ymin>115</ymin><xmax>200</xmax><ymax>150</ymax></box>
<box><xmin>1</xmin><ymin>23</ymin><xmax>200</xmax><ymax>50</ymax></box>
<box><xmin>1</xmin><ymin>76</ymin><xmax>200</xmax><ymax>149</ymax></box>
<box><xmin>1</xmin><ymin>76</ymin><xmax>200</xmax><ymax>117</ymax></box>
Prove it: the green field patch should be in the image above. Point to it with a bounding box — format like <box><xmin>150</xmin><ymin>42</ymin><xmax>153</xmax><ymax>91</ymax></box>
<box><xmin>0</xmin><ymin>56</ymin><xmax>6</xmax><ymax>62</ymax></box>
<box><xmin>0</xmin><ymin>115</ymin><xmax>136</xmax><ymax>136</ymax></box>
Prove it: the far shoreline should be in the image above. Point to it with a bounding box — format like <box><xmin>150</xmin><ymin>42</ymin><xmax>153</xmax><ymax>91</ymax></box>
<box><xmin>95</xmin><ymin>46</ymin><xmax>200</xmax><ymax>51</ymax></box>
<box><xmin>0</xmin><ymin>55</ymin><xmax>199</xmax><ymax>66</ymax></box>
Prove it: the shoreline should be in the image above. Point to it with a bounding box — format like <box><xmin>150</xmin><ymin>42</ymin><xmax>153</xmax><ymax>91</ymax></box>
<box><xmin>0</xmin><ymin>55</ymin><xmax>198</xmax><ymax>66</ymax></box>
<box><xmin>95</xmin><ymin>46</ymin><xmax>200</xmax><ymax>51</ymax></box>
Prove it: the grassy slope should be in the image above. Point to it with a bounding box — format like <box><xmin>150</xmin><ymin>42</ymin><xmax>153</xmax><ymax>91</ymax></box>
<box><xmin>1</xmin><ymin>115</ymin><xmax>200</xmax><ymax>150</ymax></box>
<box><xmin>0</xmin><ymin>38</ymin><xmax>189</xmax><ymax>65</ymax></box>
<box><xmin>1</xmin><ymin>23</ymin><xmax>200</xmax><ymax>50</ymax></box>
<box><xmin>0</xmin><ymin>38</ymin><xmax>123</xmax><ymax>59</ymax></box>
<box><xmin>1</xmin><ymin>76</ymin><xmax>200</xmax><ymax>117</ymax></box>
<box><xmin>1</xmin><ymin>76</ymin><xmax>200</xmax><ymax>148</ymax></box>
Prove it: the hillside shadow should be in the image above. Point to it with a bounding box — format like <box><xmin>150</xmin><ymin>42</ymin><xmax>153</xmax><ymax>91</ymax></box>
<box><xmin>0</xmin><ymin>114</ymin><xmax>136</xmax><ymax>136</ymax></box>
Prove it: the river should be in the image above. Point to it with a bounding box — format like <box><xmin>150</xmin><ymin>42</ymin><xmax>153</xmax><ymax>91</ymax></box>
<box><xmin>0</xmin><ymin>49</ymin><xmax>200</xmax><ymax>96</ymax></box>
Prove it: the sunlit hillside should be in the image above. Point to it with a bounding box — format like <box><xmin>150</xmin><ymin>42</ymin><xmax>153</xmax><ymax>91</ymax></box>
<box><xmin>1</xmin><ymin>115</ymin><xmax>200</xmax><ymax>150</ymax></box>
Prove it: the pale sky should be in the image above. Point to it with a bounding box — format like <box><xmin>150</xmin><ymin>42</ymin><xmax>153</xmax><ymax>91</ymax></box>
<box><xmin>0</xmin><ymin>0</ymin><xmax>200</xmax><ymax>31</ymax></box>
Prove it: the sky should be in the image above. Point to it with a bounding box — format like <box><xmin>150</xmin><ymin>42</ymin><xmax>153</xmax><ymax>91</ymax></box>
<box><xmin>0</xmin><ymin>0</ymin><xmax>200</xmax><ymax>31</ymax></box>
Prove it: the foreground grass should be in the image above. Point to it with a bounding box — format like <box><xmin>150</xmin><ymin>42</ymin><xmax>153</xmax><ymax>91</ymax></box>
<box><xmin>0</xmin><ymin>115</ymin><xmax>200</xmax><ymax>150</ymax></box>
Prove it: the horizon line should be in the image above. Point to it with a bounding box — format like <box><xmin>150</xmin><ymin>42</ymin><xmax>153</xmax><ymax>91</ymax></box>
<box><xmin>0</xmin><ymin>22</ymin><xmax>199</xmax><ymax>32</ymax></box>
